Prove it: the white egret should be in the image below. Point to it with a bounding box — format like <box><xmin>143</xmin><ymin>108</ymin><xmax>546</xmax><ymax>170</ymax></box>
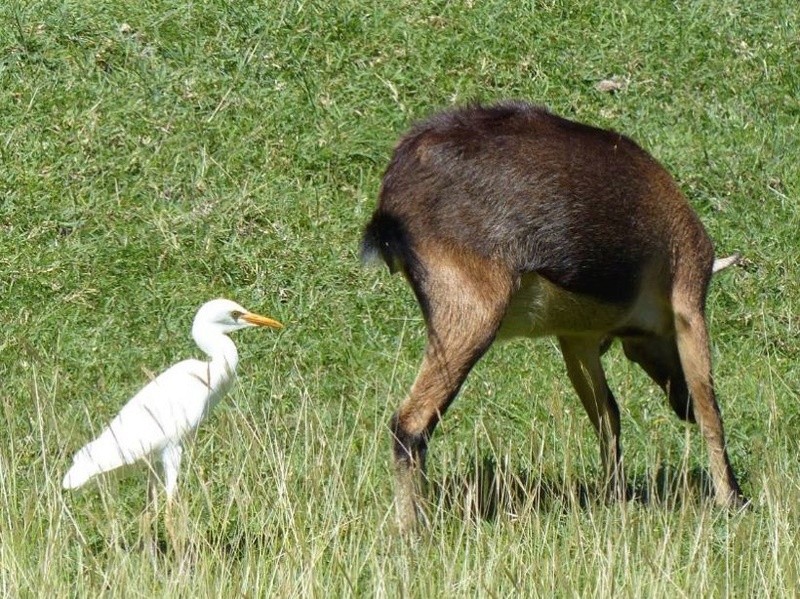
<box><xmin>62</xmin><ymin>298</ymin><xmax>283</xmax><ymax>503</ymax></box>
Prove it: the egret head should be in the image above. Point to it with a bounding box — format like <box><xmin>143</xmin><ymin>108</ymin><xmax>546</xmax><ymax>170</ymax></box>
<box><xmin>193</xmin><ymin>298</ymin><xmax>283</xmax><ymax>336</ymax></box>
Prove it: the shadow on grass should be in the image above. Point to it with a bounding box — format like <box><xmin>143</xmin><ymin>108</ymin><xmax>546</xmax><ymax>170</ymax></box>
<box><xmin>429</xmin><ymin>454</ymin><xmax>718</xmax><ymax>522</ymax></box>
<box><xmin>77</xmin><ymin>456</ymin><xmax>724</xmax><ymax>563</ymax></box>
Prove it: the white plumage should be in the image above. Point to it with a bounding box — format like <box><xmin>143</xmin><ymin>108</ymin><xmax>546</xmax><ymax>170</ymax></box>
<box><xmin>62</xmin><ymin>298</ymin><xmax>282</xmax><ymax>501</ymax></box>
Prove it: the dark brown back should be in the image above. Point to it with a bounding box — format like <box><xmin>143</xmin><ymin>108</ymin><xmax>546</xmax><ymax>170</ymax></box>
<box><xmin>364</xmin><ymin>101</ymin><xmax>711</xmax><ymax>305</ymax></box>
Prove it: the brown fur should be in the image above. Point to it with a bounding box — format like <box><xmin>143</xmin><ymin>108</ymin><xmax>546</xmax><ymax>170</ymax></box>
<box><xmin>361</xmin><ymin>101</ymin><xmax>745</xmax><ymax>532</ymax></box>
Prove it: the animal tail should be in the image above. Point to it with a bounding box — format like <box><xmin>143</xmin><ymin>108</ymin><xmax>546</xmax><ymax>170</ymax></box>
<box><xmin>359</xmin><ymin>211</ymin><xmax>416</xmax><ymax>275</ymax></box>
<box><xmin>360</xmin><ymin>210</ymin><xmax>436</xmax><ymax>324</ymax></box>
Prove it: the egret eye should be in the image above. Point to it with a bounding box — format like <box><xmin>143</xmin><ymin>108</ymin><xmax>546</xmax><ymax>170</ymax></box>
<box><xmin>230</xmin><ymin>310</ymin><xmax>244</xmax><ymax>321</ymax></box>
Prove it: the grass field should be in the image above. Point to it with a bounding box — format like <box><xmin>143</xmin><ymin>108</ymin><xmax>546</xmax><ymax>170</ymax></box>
<box><xmin>2</xmin><ymin>0</ymin><xmax>799</xmax><ymax>595</ymax></box>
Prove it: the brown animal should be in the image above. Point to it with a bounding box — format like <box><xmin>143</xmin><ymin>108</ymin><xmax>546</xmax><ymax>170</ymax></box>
<box><xmin>361</xmin><ymin>101</ymin><xmax>746</xmax><ymax>531</ymax></box>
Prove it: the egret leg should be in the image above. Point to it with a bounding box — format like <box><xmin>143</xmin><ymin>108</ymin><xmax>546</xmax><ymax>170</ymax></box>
<box><xmin>139</xmin><ymin>463</ymin><xmax>161</xmax><ymax>558</ymax></box>
<box><xmin>161</xmin><ymin>443</ymin><xmax>183</xmax><ymax>503</ymax></box>
<box><xmin>160</xmin><ymin>443</ymin><xmax>184</xmax><ymax>553</ymax></box>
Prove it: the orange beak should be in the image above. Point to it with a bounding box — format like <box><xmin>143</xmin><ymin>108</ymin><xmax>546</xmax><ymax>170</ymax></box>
<box><xmin>241</xmin><ymin>312</ymin><xmax>283</xmax><ymax>329</ymax></box>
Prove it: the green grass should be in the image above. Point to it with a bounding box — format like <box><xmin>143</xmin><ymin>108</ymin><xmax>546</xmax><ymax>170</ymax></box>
<box><xmin>2</xmin><ymin>0</ymin><xmax>799</xmax><ymax>595</ymax></box>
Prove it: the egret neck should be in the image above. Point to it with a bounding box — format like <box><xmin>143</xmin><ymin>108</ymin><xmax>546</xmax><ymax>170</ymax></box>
<box><xmin>191</xmin><ymin>322</ymin><xmax>239</xmax><ymax>410</ymax></box>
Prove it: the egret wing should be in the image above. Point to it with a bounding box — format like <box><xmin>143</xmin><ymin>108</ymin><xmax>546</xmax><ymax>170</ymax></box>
<box><xmin>62</xmin><ymin>359</ymin><xmax>215</xmax><ymax>489</ymax></box>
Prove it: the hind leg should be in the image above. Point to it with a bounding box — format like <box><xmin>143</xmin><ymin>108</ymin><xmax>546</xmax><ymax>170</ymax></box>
<box><xmin>391</xmin><ymin>250</ymin><xmax>513</xmax><ymax>532</ymax></box>
<box><xmin>672</xmin><ymin>293</ymin><xmax>745</xmax><ymax>506</ymax></box>
<box><xmin>391</xmin><ymin>338</ymin><xmax>492</xmax><ymax>532</ymax></box>
<box><xmin>559</xmin><ymin>336</ymin><xmax>625</xmax><ymax>500</ymax></box>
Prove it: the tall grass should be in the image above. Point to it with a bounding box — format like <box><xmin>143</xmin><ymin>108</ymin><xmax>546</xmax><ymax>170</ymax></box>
<box><xmin>1</xmin><ymin>0</ymin><xmax>799</xmax><ymax>595</ymax></box>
